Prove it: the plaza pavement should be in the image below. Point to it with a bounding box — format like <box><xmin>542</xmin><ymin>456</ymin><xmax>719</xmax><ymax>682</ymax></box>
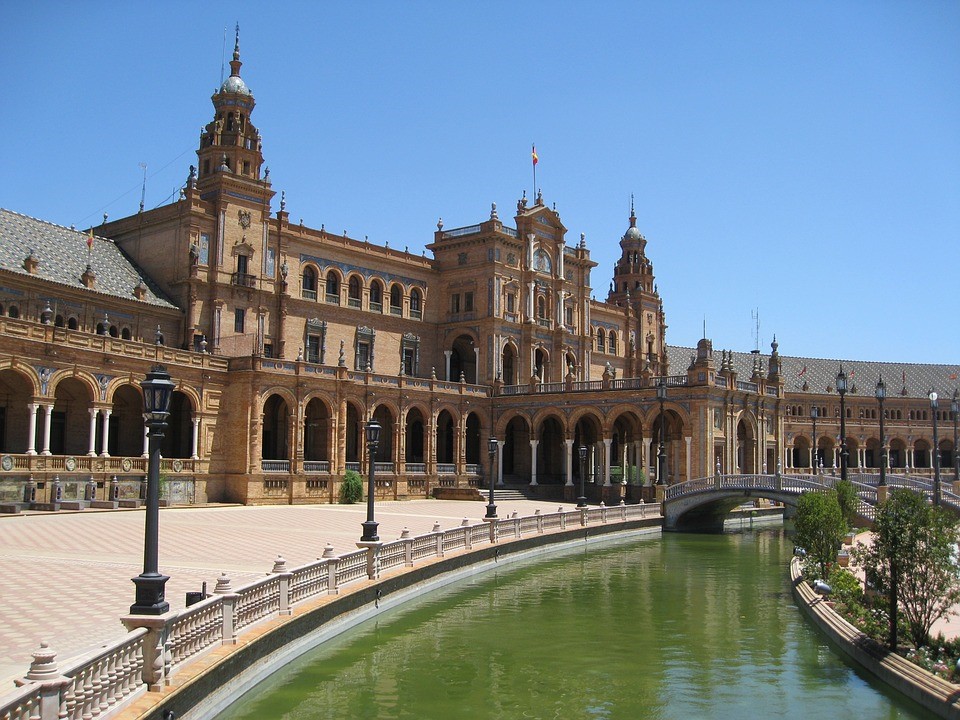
<box><xmin>0</xmin><ymin>497</ymin><xmax>559</xmax><ymax>689</ymax></box>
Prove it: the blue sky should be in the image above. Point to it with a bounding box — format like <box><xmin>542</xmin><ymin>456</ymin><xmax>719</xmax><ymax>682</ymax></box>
<box><xmin>2</xmin><ymin>1</ymin><xmax>957</xmax><ymax>364</ymax></box>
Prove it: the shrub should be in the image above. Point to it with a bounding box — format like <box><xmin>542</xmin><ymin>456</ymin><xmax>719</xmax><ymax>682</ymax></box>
<box><xmin>339</xmin><ymin>469</ymin><xmax>363</xmax><ymax>504</ymax></box>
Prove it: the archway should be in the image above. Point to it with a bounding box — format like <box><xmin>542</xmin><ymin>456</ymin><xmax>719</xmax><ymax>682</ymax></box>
<box><xmin>792</xmin><ymin>436</ymin><xmax>811</xmax><ymax>469</ymax></box>
<box><xmin>345</xmin><ymin>403</ymin><xmax>363</xmax><ymax>463</ymax></box>
<box><xmin>304</xmin><ymin>398</ymin><xmax>332</xmax><ymax>462</ymax></box>
<box><xmin>501</xmin><ymin>344</ymin><xmax>517</xmax><ymax>385</ymax></box>
<box><xmin>611</xmin><ymin>411</ymin><xmax>643</xmax><ymax>484</ymax></box>
<box><xmin>52</xmin><ymin>377</ymin><xmax>94</xmax><ymax>456</ymax></box>
<box><xmin>261</xmin><ymin>394</ymin><xmax>289</xmax><ymax>461</ymax></box>
<box><xmin>405</xmin><ymin>408</ymin><xmax>425</xmax><ymax>464</ymax></box>
<box><xmin>889</xmin><ymin>438</ymin><xmax>906</xmax><ymax>469</ymax></box>
<box><xmin>161</xmin><ymin>391</ymin><xmax>193</xmax><ymax>459</ymax></box>
<box><xmin>108</xmin><ymin>384</ymin><xmax>144</xmax><ymax>457</ymax></box>
<box><xmin>736</xmin><ymin>417</ymin><xmax>757</xmax><ymax>474</ymax></box>
<box><xmin>502</xmin><ymin>415</ymin><xmax>531</xmax><ymax>481</ymax></box>
<box><xmin>573</xmin><ymin>414</ymin><xmax>602</xmax><ymax>484</ymax></box>
<box><xmin>371</xmin><ymin>405</ymin><xmax>394</xmax><ymax>463</ymax></box>
<box><xmin>436</xmin><ymin>410</ymin><xmax>455</xmax><ymax>464</ymax></box>
<box><xmin>536</xmin><ymin>416</ymin><xmax>564</xmax><ymax>484</ymax></box>
<box><xmin>450</xmin><ymin>336</ymin><xmax>476</xmax><ymax>383</ymax></box>
<box><xmin>914</xmin><ymin>439</ymin><xmax>931</xmax><ymax>469</ymax></box>
<box><xmin>0</xmin><ymin>369</ymin><xmax>34</xmax><ymax>453</ymax></box>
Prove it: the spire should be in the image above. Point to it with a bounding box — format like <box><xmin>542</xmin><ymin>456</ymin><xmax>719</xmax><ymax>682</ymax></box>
<box><xmin>629</xmin><ymin>193</ymin><xmax>636</xmax><ymax>228</ymax></box>
<box><xmin>229</xmin><ymin>23</ymin><xmax>242</xmax><ymax>78</ymax></box>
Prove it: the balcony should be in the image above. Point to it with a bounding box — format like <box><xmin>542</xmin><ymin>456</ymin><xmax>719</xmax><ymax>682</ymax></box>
<box><xmin>231</xmin><ymin>272</ymin><xmax>256</xmax><ymax>288</ymax></box>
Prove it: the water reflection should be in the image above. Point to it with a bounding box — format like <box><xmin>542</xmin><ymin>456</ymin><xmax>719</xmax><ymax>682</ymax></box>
<box><xmin>218</xmin><ymin>529</ymin><xmax>932</xmax><ymax>720</ymax></box>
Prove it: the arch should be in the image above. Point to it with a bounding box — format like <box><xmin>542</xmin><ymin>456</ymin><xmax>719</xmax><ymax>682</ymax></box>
<box><xmin>535</xmin><ymin>415</ymin><xmax>564</xmax><ymax>483</ymax></box>
<box><xmin>0</xmin><ymin>367</ymin><xmax>38</xmax><ymax>453</ymax></box>
<box><xmin>369</xmin><ymin>278</ymin><xmax>384</xmax><ymax>311</ymax></box>
<box><xmin>404</xmin><ymin>406</ymin><xmax>426</xmax><ymax>464</ymax></box>
<box><xmin>325</xmin><ymin>269</ymin><xmax>341</xmax><ymax>302</ymax></box>
<box><xmin>889</xmin><ymin>438</ymin><xmax>907</xmax><ymax>468</ymax></box>
<box><xmin>792</xmin><ymin>436</ymin><xmax>811</xmax><ymax>468</ymax></box>
<box><xmin>107</xmin><ymin>383</ymin><xmax>144</xmax><ymax>457</ymax></box>
<box><xmin>650</xmin><ymin>406</ymin><xmax>688</xmax><ymax>484</ymax></box>
<box><xmin>162</xmin><ymin>390</ymin><xmax>194</xmax><ymax>459</ymax></box>
<box><xmin>108</xmin><ymin>325</ymin><xmax>119</xmax><ymax>338</ymax></box>
<box><xmin>450</xmin><ymin>334</ymin><xmax>476</xmax><ymax>384</ymax></box>
<box><xmin>864</xmin><ymin>437</ymin><xmax>881</xmax><ymax>468</ymax></box>
<box><xmin>502</xmin><ymin>415</ymin><xmax>531</xmax><ymax>481</ymax></box>
<box><xmin>7</xmin><ymin>305</ymin><xmax>19</xmax><ymax>319</ymax></box>
<box><xmin>67</xmin><ymin>317</ymin><xmax>79</xmax><ymax>331</ymax></box>
<box><xmin>564</xmin><ymin>351</ymin><xmax>577</xmax><ymax>377</ymax></box>
<box><xmin>939</xmin><ymin>439</ymin><xmax>954</xmax><ymax>471</ymax></box>
<box><xmin>52</xmin><ymin>377</ymin><xmax>95</xmax><ymax>455</ymax></box>
<box><xmin>370</xmin><ymin>404</ymin><xmax>395</xmax><ymax>464</ymax></box>
<box><xmin>610</xmin><ymin>409</ymin><xmax>643</xmax><ymax>484</ymax></box>
<box><xmin>389</xmin><ymin>283</ymin><xmax>403</xmax><ymax>315</ymax></box>
<box><xmin>436</xmin><ymin>409</ymin><xmax>456</xmax><ymax>464</ymax></box>
<box><xmin>344</xmin><ymin>401</ymin><xmax>364</xmax><ymax>464</ymax></box>
<box><xmin>347</xmin><ymin>274</ymin><xmax>362</xmax><ymax>307</ymax></box>
<box><xmin>121</xmin><ymin>327</ymin><xmax>131</xmax><ymax>340</ymax></box>
<box><xmin>54</xmin><ymin>314</ymin><xmax>65</xmax><ymax>328</ymax></box>
<box><xmin>304</xmin><ymin>397</ymin><xmax>332</xmax><ymax>462</ymax></box>
<box><xmin>608</xmin><ymin>331</ymin><xmax>618</xmax><ymax>356</ymax></box>
<box><xmin>914</xmin><ymin>439</ymin><xmax>931</xmax><ymax>469</ymax></box>
<box><xmin>736</xmin><ymin>415</ymin><xmax>757</xmax><ymax>473</ymax></box>
<box><xmin>48</xmin><ymin>370</ymin><xmax>99</xmax><ymax>405</ymax></box>
<box><xmin>533</xmin><ymin>346</ymin><xmax>548</xmax><ymax>380</ymax></box>
<box><xmin>846</xmin><ymin>436</ymin><xmax>861</xmax><ymax>468</ymax></box>
<box><xmin>596</xmin><ymin>328</ymin><xmax>605</xmax><ymax>353</ymax></box>
<box><xmin>465</xmin><ymin>412</ymin><xmax>482</xmax><ymax>465</ymax></box>
<box><xmin>573</xmin><ymin>413</ymin><xmax>603</xmax><ymax>485</ymax></box>
<box><xmin>301</xmin><ymin>265</ymin><xmax>318</xmax><ymax>299</ymax></box>
<box><xmin>501</xmin><ymin>342</ymin><xmax>517</xmax><ymax>385</ymax></box>
<box><xmin>261</xmin><ymin>394</ymin><xmax>290</xmax><ymax>461</ymax></box>
<box><xmin>409</xmin><ymin>287</ymin><xmax>423</xmax><ymax>318</ymax></box>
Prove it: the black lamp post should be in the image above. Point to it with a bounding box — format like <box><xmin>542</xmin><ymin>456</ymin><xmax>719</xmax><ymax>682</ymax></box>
<box><xmin>360</xmin><ymin>419</ymin><xmax>381</xmax><ymax>541</ymax></box>
<box><xmin>836</xmin><ymin>367</ymin><xmax>849</xmax><ymax>482</ymax></box>
<box><xmin>951</xmin><ymin>389</ymin><xmax>959</xmax><ymax>485</ymax></box>
<box><xmin>876</xmin><ymin>376</ymin><xmax>887</xmax><ymax>488</ymax></box>
<box><xmin>656</xmin><ymin>378</ymin><xmax>667</xmax><ymax>485</ymax></box>
<box><xmin>577</xmin><ymin>445</ymin><xmax>587</xmax><ymax>508</ymax></box>
<box><xmin>930</xmin><ymin>391</ymin><xmax>941</xmax><ymax>506</ymax></box>
<box><xmin>131</xmin><ymin>365</ymin><xmax>174</xmax><ymax>615</ymax></box>
<box><xmin>810</xmin><ymin>406</ymin><xmax>819</xmax><ymax>471</ymax></box>
<box><xmin>486</xmin><ymin>436</ymin><xmax>498</xmax><ymax>519</ymax></box>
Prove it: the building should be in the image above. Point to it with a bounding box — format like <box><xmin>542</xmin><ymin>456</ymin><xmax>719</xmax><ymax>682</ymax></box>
<box><xmin>1</xmin><ymin>35</ymin><xmax>957</xmax><ymax>508</ymax></box>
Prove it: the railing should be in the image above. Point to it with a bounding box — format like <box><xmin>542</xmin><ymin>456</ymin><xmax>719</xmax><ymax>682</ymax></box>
<box><xmin>406</xmin><ymin>463</ymin><xmax>425</xmax><ymax>474</ymax></box>
<box><xmin>345</xmin><ymin>462</ymin><xmax>360</xmax><ymax>472</ymax></box>
<box><xmin>374</xmin><ymin>462</ymin><xmax>393</xmax><ymax>474</ymax></box>
<box><xmin>302</xmin><ymin>289</ymin><xmax>317</xmax><ymax>300</ymax></box>
<box><xmin>231</xmin><ymin>272</ymin><xmax>256</xmax><ymax>288</ymax></box>
<box><xmin>736</xmin><ymin>381</ymin><xmax>758</xmax><ymax>393</ymax></box>
<box><xmin>369</xmin><ymin>301</ymin><xmax>382</xmax><ymax>313</ymax></box>
<box><xmin>261</xmin><ymin>460</ymin><xmax>290</xmax><ymax>473</ymax></box>
<box><xmin>390</xmin><ymin>305</ymin><xmax>402</xmax><ymax>316</ymax></box>
<box><xmin>348</xmin><ymin>297</ymin><xmax>361</xmax><ymax>308</ymax></box>
<box><xmin>437</xmin><ymin>463</ymin><xmax>456</xmax><ymax>474</ymax></box>
<box><xmin>715</xmin><ymin>376</ymin><xmax>728</xmax><ymax>388</ymax></box>
<box><xmin>0</xmin><ymin>505</ymin><xmax>659</xmax><ymax>719</ymax></box>
<box><xmin>441</xmin><ymin>224</ymin><xmax>481</xmax><ymax>238</ymax></box>
<box><xmin>465</xmin><ymin>464</ymin><xmax>479</xmax><ymax>475</ymax></box>
<box><xmin>302</xmin><ymin>461</ymin><xmax>330</xmax><ymax>473</ymax></box>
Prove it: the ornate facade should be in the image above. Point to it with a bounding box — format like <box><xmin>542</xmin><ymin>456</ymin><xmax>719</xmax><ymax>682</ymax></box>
<box><xmin>1</xmin><ymin>36</ymin><xmax>956</xmax><ymax>507</ymax></box>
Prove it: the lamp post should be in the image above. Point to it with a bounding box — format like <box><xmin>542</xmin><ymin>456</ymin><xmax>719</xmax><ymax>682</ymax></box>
<box><xmin>930</xmin><ymin>391</ymin><xmax>941</xmax><ymax>506</ymax></box>
<box><xmin>810</xmin><ymin>406</ymin><xmax>819</xmax><ymax>472</ymax></box>
<box><xmin>130</xmin><ymin>365</ymin><xmax>174</xmax><ymax>615</ymax></box>
<box><xmin>577</xmin><ymin>445</ymin><xmax>587</xmax><ymax>508</ymax></box>
<box><xmin>876</xmin><ymin>376</ymin><xmax>887</xmax><ymax>488</ymax></box>
<box><xmin>656</xmin><ymin>378</ymin><xmax>667</xmax><ymax>485</ymax></box>
<box><xmin>951</xmin><ymin>389</ymin><xmax>959</xmax><ymax>485</ymax></box>
<box><xmin>360</xmin><ymin>419</ymin><xmax>381</xmax><ymax>541</ymax></box>
<box><xmin>486</xmin><ymin>436</ymin><xmax>498</xmax><ymax>519</ymax></box>
<box><xmin>836</xmin><ymin>367</ymin><xmax>849</xmax><ymax>482</ymax></box>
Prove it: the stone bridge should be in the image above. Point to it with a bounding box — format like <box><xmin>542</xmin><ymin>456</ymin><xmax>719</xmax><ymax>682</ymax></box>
<box><xmin>660</xmin><ymin>472</ymin><xmax>954</xmax><ymax>531</ymax></box>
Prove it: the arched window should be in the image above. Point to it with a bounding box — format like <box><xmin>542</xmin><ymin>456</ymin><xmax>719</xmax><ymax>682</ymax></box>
<box><xmin>369</xmin><ymin>280</ymin><xmax>384</xmax><ymax>312</ymax></box>
<box><xmin>109</xmin><ymin>325</ymin><xmax>119</xmax><ymax>338</ymax></box>
<box><xmin>121</xmin><ymin>327</ymin><xmax>131</xmax><ymax>340</ymax></box>
<box><xmin>67</xmin><ymin>317</ymin><xmax>79</xmax><ymax>330</ymax></box>
<box><xmin>390</xmin><ymin>284</ymin><xmax>403</xmax><ymax>316</ymax></box>
<box><xmin>325</xmin><ymin>272</ymin><xmax>340</xmax><ymax>304</ymax></box>
<box><xmin>596</xmin><ymin>328</ymin><xmax>605</xmax><ymax>352</ymax></box>
<box><xmin>301</xmin><ymin>266</ymin><xmax>318</xmax><ymax>300</ymax></box>
<box><xmin>609</xmin><ymin>331</ymin><xmax>618</xmax><ymax>355</ymax></box>
<box><xmin>54</xmin><ymin>315</ymin><xmax>65</xmax><ymax>328</ymax></box>
<box><xmin>7</xmin><ymin>305</ymin><xmax>19</xmax><ymax>319</ymax></box>
<box><xmin>410</xmin><ymin>288</ymin><xmax>423</xmax><ymax>319</ymax></box>
<box><xmin>537</xmin><ymin>297</ymin><xmax>546</xmax><ymax>319</ymax></box>
<box><xmin>348</xmin><ymin>276</ymin><xmax>362</xmax><ymax>308</ymax></box>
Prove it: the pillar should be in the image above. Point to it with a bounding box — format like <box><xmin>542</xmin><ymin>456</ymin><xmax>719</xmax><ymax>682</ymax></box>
<box><xmin>564</xmin><ymin>439</ymin><xmax>574</xmax><ymax>486</ymax></box>
<box><xmin>497</xmin><ymin>440</ymin><xmax>504</xmax><ymax>486</ymax></box>
<box><xmin>635</xmin><ymin>440</ymin><xmax>644</xmax><ymax>484</ymax></box>
<box><xmin>40</xmin><ymin>404</ymin><xmax>53</xmax><ymax>456</ymax></box>
<box><xmin>99</xmin><ymin>409</ymin><xmax>112</xmax><ymax>457</ymax></box>
<box><xmin>685</xmin><ymin>436</ymin><xmax>692</xmax><ymax>483</ymax></box>
<box><xmin>191</xmin><ymin>417</ymin><xmax>200</xmax><ymax>460</ymax></box>
<box><xmin>602</xmin><ymin>438</ymin><xmax>612</xmax><ymax>486</ymax></box>
<box><xmin>25</xmin><ymin>404</ymin><xmax>38</xmax><ymax>455</ymax></box>
<box><xmin>142</xmin><ymin>422</ymin><xmax>150</xmax><ymax>459</ymax></box>
<box><xmin>444</xmin><ymin>350</ymin><xmax>452</xmax><ymax>381</ymax></box>
<box><xmin>473</xmin><ymin>347</ymin><xmax>480</xmax><ymax>383</ymax></box>
<box><xmin>529</xmin><ymin>439</ymin><xmax>539</xmax><ymax>486</ymax></box>
<box><xmin>87</xmin><ymin>408</ymin><xmax>99</xmax><ymax>456</ymax></box>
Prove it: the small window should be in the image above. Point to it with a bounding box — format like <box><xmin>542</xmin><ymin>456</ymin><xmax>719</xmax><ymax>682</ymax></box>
<box><xmin>410</xmin><ymin>288</ymin><xmax>423</xmax><ymax>318</ymax></box>
<box><xmin>199</xmin><ymin>234</ymin><xmax>210</xmax><ymax>265</ymax></box>
<box><xmin>235</xmin><ymin>308</ymin><xmax>245</xmax><ymax>333</ymax></box>
<box><xmin>609</xmin><ymin>331</ymin><xmax>617</xmax><ymax>355</ymax></box>
<box><xmin>306</xmin><ymin>335</ymin><xmax>321</xmax><ymax>363</ymax></box>
<box><xmin>262</xmin><ymin>343</ymin><xmax>273</xmax><ymax>358</ymax></box>
<box><xmin>121</xmin><ymin>327</ymin><xmax>131</xmax><ymax>340</ymax></box>
<box><xmin>237</xmin><ymin>255</ymin><xmax>249</xmax><ymax>275</ymax></box>
<box><xmin>596</xmin><ymin>329</ymin><xmax>605</xmax><ymax>352</ymax></box>
<box><xmin>357</xmin><ymin>342</ymin><xmax>370</xmax><ymax>370</ymax></box>
<box><xmin>451</xmin><ymin>294</ymin><xmax>461</xmax><ymax>314</ymax></box>
<box><xmin>68</xmin><ymin>317</ymin><xmax>79</xmax><ymax>330</ymax></box>
<box><xmin>326</xmin><ymin>272</ymin><xmax>340</xmax><ymax>302</ymax></box>
<box><xmin>506</xmin><ymin>293</ymin><xmax>515</xmax><ymax>314</ymax></box>
<box><xmin>564</xmin><ymin>305</ymin><xmax>573</xmax><ymax>326</ymax></box>
<box><xmin>348</xmin><ymin>276</ymin><xmax>362</xmax><ymax>308</ymax></box>
<box><xmin>390</xmin><ymin>284</ymin><xmax>403</xmax><ymax>315</ymax></box>
<box><xmin>464</xmin><ymin>292</ymin><xmax>474</xmax><ymax>313</ymax></box>
<box><xmin>7</xmin><ymin>306</ymin><xmax>19</xmax><ymax>319</ymax></box>
<box><xmin>302</xmin><ymin>266</ymin><xmax>318</xmax><ymax>299</ymax></box>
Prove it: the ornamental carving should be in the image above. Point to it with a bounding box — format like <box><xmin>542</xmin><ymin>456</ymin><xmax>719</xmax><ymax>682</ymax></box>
<box><xmin>238</xmin><ymin>210</ymin><xmax>252</xmax><ymax>229</ymax></box>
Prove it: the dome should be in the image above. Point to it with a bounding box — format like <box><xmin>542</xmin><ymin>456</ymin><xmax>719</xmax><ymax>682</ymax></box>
<box><xmin>623</xmin><ymin>226</ymin><xmax>643</xmax><ymax>243</ymax></box>
<box><xmin>220</xmin><ymin>75</ymin><xmax>251</xmax><ymax>96</ymax></box>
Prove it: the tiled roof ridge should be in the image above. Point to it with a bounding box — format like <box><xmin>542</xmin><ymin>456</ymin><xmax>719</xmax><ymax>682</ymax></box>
<box><xmin>667</xmin><ymin>344</ymin><xmax>955</xmax><ymax>370</ymax></box>
<box><xmin>0</xmin><ymin>207</ymin><xmax>115</xmax><ymax>245</ymax></box>
<box><xmin>0</xmin><ymin>265</ymin><xmax>178</xmax><ymax>310</ymax></box>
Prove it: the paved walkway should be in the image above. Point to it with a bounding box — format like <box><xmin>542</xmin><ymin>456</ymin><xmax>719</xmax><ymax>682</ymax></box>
<box><xmin>0</xmin><ymin>498</ymin><xmax>561</xmax><ymax>689</ymax></box>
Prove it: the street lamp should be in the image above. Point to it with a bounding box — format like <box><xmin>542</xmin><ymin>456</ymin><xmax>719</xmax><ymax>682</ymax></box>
<box><xmin>876</xmin><ymin>376</ymin><xmax>887</xmax><ymax>488</ymax></box>
<box><xmin>486</xmin><ymin>436</ymin><xmax>498</xmax><ymax>519</ymax></box>
<box><xmin>131</xmin><ymin>365</ymin><xmax>174</xmax><ymax>615</ymax></box>
<box><xmin>577</xmin><ymin>445</ymin><xmax>587</xmax><ymax>508</ymax></box>
<box><xmin>656</xmin><ymin>378</ymin><xmax>667</xmax><ymax>486</ymax></box>
<box><xmin>810</xmin><ymin>406</ymin><xmax>819</xmax><ymax>472</ymax></box>
<box><xmin>836</xmin><ymin>367</ymin><xmax>849</xmax><ymax>481</ymax></box>
<box><xmin>930</xmin><ymin>391</ymin><xmax>941</xmax><ymax>506</ymax></box>
<box><xmin>360</xmin><ymin>419</ymin><xmax>381</xmax><ymax>541</ymax></box>
<box><xmin>951</xmin><ymin>389</ymin><xmax>959</xmax><ymax>484</ymax></box>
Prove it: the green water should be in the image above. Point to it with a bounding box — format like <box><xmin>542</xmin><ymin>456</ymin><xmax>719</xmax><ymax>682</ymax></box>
<box><xmin>217</xmin><ymin>529</ymin><xmax>933</xmax><ymax>719</ymax></box>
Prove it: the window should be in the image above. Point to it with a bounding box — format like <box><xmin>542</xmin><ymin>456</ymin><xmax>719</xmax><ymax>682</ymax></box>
<box><xmin>237</xmin><ymin>255</ymin><xmax>249</xmax><ymax>275</ymax></box>
<box><xmin>306</xmin><ymin>335</ymin><xmax>321</xmax><ymax>363</ymax></box>
<box><xmin>355</xmin><ymin>326</ymin><xmax>375</xmax><ymax>371</ymax></box>
<box><xmin>302</xmin><ymin>266</ymin><xmax>318</xmax><ymax>299</ymax></box>
<box><xmin>262</xmin><ymin>343</ymin><xmax>273</xmax><ymax>358</ymax></box>
<box><xmin>506</xmin><ymin>293</ymin><xmax>515</xmax><ymax>314</ymax></box>
<box><xmin>348</xmin><ymin>276</ymin><xmax>362</xmax><ymax>308</ymax></box>
<box><xmin>401</xmin><ymin>333</ymin><xmax>420</xmax><ymax>376</ymax></box>
<box><xmin>326</xmin><ymin>272</ymin><xmax>340</xmax><ymax>303</ymax></box>
<box><xmin>451</xmin><ymin>294</ymin><xmax>461</xmax><ymax>314</ymax></box>
<box><xmin>199</xmin><ymin>233</ymin><xmax>210</xmax><ymax>265</ymax></box>
<box><xmin>609</xmin><ymin>331</ymin><xmax>617</xmax><ymax>355</ymax></box>
<box><xmin>410</xmin><ymin>288</ymin><xmax>423</xmax><ymax>319</ymax></box>
<box><xmin>68</xmin><ymin>317</ymin><xmax>78</xmax><ymax>330</ymax></box>
<box><xmin>305</xmin><ymin>319</ymin><xmax>326</xmax><ymax>363</ymax></box>
<box><xmin>596</xmin><ymin>328</ymin><xmax>605</xmax><ymax>352</ymax></box>
<box><xmin>537</xmin><ymin>297</ymin><xmax>545</xmax><ymax>319</ymax></box>
<box><xmin>264</xmin><ymin>248</ymin><xmax>276</xmax><ymax>277</ymax></box>
<box><xmin>235</xmin><ymin>308</ymin><xmax>245</xmax><ymax>333</ymax></box>
<box><xmin>464</xmin><ymin>292</ymin><xmax>474</xmax><ymax>313</ymax></box>
<box><xmin>370</xmin><ymin>280</ymin><xmax>383</xmax><ymax>312</ymax></box>
<box><xmin>357</xmin><ymin>342</ymin><xmax>370</xmax><ymax>370</ymax></box>
<box><xmin>564</xmin><ymin>305</ymin><xmax>573</xmax><ymax>326</ymax></box>
<box><xmin>390</xmin><ymin>284</ymin><xmax>403</xmax><ymax>315</ymax></box>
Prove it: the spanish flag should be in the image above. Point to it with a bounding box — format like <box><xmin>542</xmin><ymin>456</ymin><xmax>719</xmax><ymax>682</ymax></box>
<box><xmin>87</xmin><ymin>228</ymin><xmax>94</xmax><ymax>251</ymax></box>
<box><xmin>531</xmin><ymin>144</ymin><xmax>538</xmax><ymax>166</ymax></box>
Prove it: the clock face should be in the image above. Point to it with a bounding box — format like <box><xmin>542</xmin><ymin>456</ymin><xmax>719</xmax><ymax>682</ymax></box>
<box><xmin>534</xmin><ymin>249</ymin><xmax>552</xmax><ymax>274</ymax></box>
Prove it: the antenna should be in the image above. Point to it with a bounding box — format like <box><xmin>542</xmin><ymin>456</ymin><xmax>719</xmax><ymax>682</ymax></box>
<box><xmin>138</xmin><ymin>163</ymin><xmax>148</xmax><ymax>213</ymax></box>
<box><xmin>220</xmin><ymin>26</ymin><xmax>227</xmax><ymax>85</ymax></box>
<box><xmin>751</xmin><ymin>308</ymin><xmax>760</xmax><ymax>352</ymax></box>
<box><xmin>703</xmin><ymin>316</ymin><xmax>706</xmax><ymax>339</ymax></box>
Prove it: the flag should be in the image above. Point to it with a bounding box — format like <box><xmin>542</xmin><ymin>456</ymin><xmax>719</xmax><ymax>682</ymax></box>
<box><xmin>849</xmin><ymin>369</ymin><xmax>855</xmax><ymax>379</ymax></box>
<box><xmin>950</xmin><ymin>372</ymin><xmax>957</xmax><ymax>380</ymax></box>
<box><xmin>531</xmin><ymin>144</ymin><xmax>538</xmax><ymax>166</ymax></box>
<box><xmin>797</xmin><ymin>366</ymin><xmax>807</xmax><ymax>377</ymax></box>
<box><xmin>87</xmin><ymin>229</ymin><xmax>94</xmax><ymax>251</ymax></box>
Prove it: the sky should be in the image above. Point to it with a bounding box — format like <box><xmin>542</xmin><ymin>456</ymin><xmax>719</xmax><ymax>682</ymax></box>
<box><xmin>1</xmin><ymin>1</ymin><xmax>957</xmax><ymax>364</ymax></box>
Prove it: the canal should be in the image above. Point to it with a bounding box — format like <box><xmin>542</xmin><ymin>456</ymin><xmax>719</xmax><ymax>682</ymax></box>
<box><xmin>216</xmin><ymin>527</ymin><xmax>933</xmax><ymax>719</ymax></box>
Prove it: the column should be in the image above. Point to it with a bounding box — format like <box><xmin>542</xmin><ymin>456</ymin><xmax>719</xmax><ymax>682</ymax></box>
<box><xmin>529</xmin><ymin>439</ymin><xmax>539</xmax><ymax>486</ymax></box>
<box><xmin>142</xmin><ymin>422</ymin><xmax>150</xmax><ymax>459</ymax></box>
<box><xmin>527</xmin><ymin>281</ymin><xmax>535</xmax><ymax>322</ymax></box>
<box><xmin>40</xmin><ymin>405</ymin><xmax>53</xmax><ymax>456</ymax></box>
<box><xmin>564</xmin><ymin>439</ymin><xmax>574</xmax><ymax>486</ymax></box>
<box><xmin>191</xmin><ymin>417</ymin><xmax>200</xmax><ymax>460</ymax></box>
<box><xmin>635</xmin><ymin>440</ymin><xmax>644</xmax><ymax>484</ymax></box>
<box><xmin>473</xmin><ymin>347</ymin><xmax>480</xmax><ymax>383</ymax></box>
<box><xmin>685</xmin><ymin>436</ymin><xmax>692</xmax><ymax>482</ymax></box>
<box><xmin>497</xmin><ymin>440</ymin><xmax>504</xmax><ymax>486</ymax></box>
<box><xmin>444</xmin><ymin>350</ymin><xmax>452</xmax><ymax>381</ymax></box>
<box><xmin>25</xmin><ymin>403</ymin><xmax>38</xmax><ymax>455</ymax></box>
<box><xmin>648</xmin><ymin>439</ymin><xmax>655</xmax><ymax>481</ymax></box>
<box><xmin>100</xmin><ymin>409</ymin><xmax>112</xmax><ymax>457</ymax></box>
<box><xmin>602</xmin><ymin>438</ymin><xmax>612</xmax><ymax>486</ymax></box>
<box><xmin>87</xmin><ymin>408</ymin><xmax>99</xmax><ymax>456</ymax></box>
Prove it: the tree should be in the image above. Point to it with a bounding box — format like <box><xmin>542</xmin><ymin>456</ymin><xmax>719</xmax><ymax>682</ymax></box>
<box><xmin>794</xmin><ymin>489</ymin><xmax>845</xmax><ymax>578</ymax></box>
<box><xmin>855</xmin><ymin>489</ymin><xmax>960</xmax><ymax>650</ymax></box>
<box><xmin>834</xmin><ymin>478</ymin><xmax>858</xmax><ymax>530</ymax></box>
<box><xmin>339</xmin><ymin>469</ymin><xmax>363</xmax><ymax>504</ymax></box>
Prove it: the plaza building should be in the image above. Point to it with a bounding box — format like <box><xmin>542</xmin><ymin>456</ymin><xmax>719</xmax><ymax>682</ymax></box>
<box><xmin>1</xmin><ymin>37</ymin><xmax>957</xmax><ymax>508</ymax></box>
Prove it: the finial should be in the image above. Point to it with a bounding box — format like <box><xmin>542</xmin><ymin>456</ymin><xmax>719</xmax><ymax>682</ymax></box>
<box><xmin>338</xmin><ymin>340</ymin><xmax>345</xmax><ymax>367</ymax></box>
<box><xmin>102</xmin><ymin>212</ymin><xmax>108</xmax><ymax>224</ymax></box>
<box><xmin>233</xmin><ymin>23</ymin><xmax>241</xmax><ymax>61</ymax></box>
<box><xmin>580</xmin><ymin>232</ymin><xmax>585</xmax><ymax>248</ymax></box>
<box><xmin>264</xmin><ymin>167</ymin><xmax>270</xmax><ymax>179</ymax></box>
<box><xmin>490</xmin><ymin>202</ymin><xmax>498</xmax><ymax>220</ymax></box>
<box><xmin>280</xmin><ymin>190</ymin><xmax>286</xmax><ymax>212</ymax></box>
<box><xmin>188</xmin><ymin>165</ymin><xmax>197</xmax><ymax>188</ymax></box>
<box><xmin>437</xmin><ymin>217</ymin><xmax>443</xmax><ymax>231</ymax></box>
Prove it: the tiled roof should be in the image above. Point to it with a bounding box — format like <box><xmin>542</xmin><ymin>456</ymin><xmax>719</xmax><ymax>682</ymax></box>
<box><xmin>0</xmin><ymin>209</ymin><xmax>177</xmax><ymax>309</ymax></box>
<box><xmin>667</xmin><ymin>344</ymin><xmax>959</xmax><ymax>401</ymax></box>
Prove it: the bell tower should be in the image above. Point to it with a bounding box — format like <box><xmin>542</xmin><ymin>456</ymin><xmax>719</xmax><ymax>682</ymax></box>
<box><xmin>196</xmin><ymin>24</ymin><xmax>266</xmax><ymax>187</ymax></box>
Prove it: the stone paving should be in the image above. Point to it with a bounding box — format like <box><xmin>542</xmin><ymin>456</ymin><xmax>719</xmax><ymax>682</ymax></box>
<box><xmin>0</xmin><ymin>498</ymin><xmax>557</xmax><ymax>689</ymax></box>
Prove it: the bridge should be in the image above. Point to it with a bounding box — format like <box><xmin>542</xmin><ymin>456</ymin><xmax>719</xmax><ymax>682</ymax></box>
<box><xmin>661</xmin><ymin>471</ymin><xmax>959</xmax><ymax>531</ymax></box>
